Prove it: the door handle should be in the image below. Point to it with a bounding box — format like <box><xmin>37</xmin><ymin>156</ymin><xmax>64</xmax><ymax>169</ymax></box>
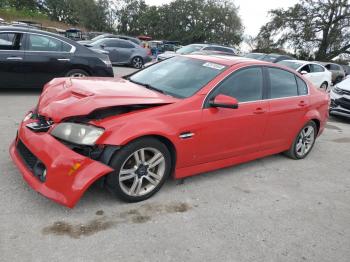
<box><xmin>57</xmin><ymin>58</ymin><xmax>70</xmax><ymax>62</ymax></box>
<box><xmin>6</xmin><ymin>56</ymin><xmax>23</xmax><ymax>60</ymax></box>
<box><xmin>298</xmin><ymin>101</ymin><xmax>307</xmax><ymax>107</ymax></box>
<box><xmin>253</xmin><ymin>107</ymin><xmax>266</xmax><ymax>114</ymax></box>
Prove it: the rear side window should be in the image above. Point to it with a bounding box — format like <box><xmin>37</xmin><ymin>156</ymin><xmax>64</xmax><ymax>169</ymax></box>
<box><xmin>213</xmin><ymin>67</ymin><xmax>263</xmax><ymax>102</ymax></box>
<box><xmin>119</xmin><ymin>41</ymin><xmax>134</xmax><ymax>48</ymax></box>
<box><xmin>268</xmin><ymin>68</ymin><xmax>298</xmax><ymax>98</ymax></box>
<box><xmin>296</xmin><ymin>77</ymin><xmax>308</xmax><ymax>95</ymax></box>
<box><xmin>27</xmin><ymin>34</ymin><xmax>72</xmax><ymax>52</ymax></box>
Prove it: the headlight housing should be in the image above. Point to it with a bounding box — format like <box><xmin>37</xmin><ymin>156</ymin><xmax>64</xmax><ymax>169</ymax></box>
<box><xmin>333</xmin><ymin>86</ymin><xmax>344</xmax><ymax>95</ymax></box>
<box><xmin>51</xmin><ymin>123</ymin><xmax>104</xmax><ymax>146</ymax></box>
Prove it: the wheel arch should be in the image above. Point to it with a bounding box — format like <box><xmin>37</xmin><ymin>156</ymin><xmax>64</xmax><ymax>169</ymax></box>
<box><xmin>119</xmin><ymin>134</ymin><xmax>177</xmax><ymax>177</ymax></box>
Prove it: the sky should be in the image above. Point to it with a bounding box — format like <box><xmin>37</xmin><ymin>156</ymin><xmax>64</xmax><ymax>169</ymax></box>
<box><xmin>144</xmin><ymin>0</ymin><xmax>299</xmax><ymax>36</ymax></box>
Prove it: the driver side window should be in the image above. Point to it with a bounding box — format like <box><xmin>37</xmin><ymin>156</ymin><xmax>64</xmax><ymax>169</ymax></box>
<box><xmin>212</xmin><ymin>67</ymin><xmax>263</xmax><ymax>103</ymax></box>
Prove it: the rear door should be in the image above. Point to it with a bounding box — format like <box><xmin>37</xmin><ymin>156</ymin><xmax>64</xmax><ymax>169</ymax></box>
<box><xmin>104</xmin><ymin>39</ymin><xmax>134</xmax><ymax>64</ymax></box>
<box><xmin>0</xmin><ymin>31</ymin><xmax>26</xmax><ymax>88</ymax></box>
<box><xmin>22</xmin><ymin>33</ymin><xmax>74</xmax><ymax>88</ymax></box>
<box><xmin>262</xmin><ymin>67</ymin><xmax>309</xmax><ymax>150</ymax></box>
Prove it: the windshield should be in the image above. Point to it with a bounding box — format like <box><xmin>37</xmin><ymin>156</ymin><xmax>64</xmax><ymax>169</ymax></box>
<box><xmin>176</xmin><ymin>44</ymin><xmax>205</xmax><ymax>55</ymax></box>
<box><xmin>277</xmin><ymin>60</ymin><xmax>303</xmax><ymax>70</ymax></box>
<box><xmin>129</xmin><ymin>56</ymin><xmax>226</xmax><ymax>98</ymax></box>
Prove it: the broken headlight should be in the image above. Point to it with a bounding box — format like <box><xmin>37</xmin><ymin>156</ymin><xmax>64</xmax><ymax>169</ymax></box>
<box><xmin>51</xmin><ymin>123</ymin><xmax>104</xmax><ymax>146</ymax></box>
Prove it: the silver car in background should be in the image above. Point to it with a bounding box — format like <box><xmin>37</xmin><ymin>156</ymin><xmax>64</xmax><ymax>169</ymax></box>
<box><xmin>157</xmin><ymin>43</ymin><xmax>237</xmax><ymax>61</ymax></box>
<box><xmin>88</xmin><ymin>38</ymin><xmax>152</xmax><ymax>68</ymax></box>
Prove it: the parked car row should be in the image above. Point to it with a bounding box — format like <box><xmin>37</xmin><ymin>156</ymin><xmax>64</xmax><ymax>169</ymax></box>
<box><xmin>245</xmin><ymin>52</ymin><xmax>347</xmax><ymax>87</ymax></box>
<box><xmin>0</xmin><ymin>26</ymin><xmax>114</xmax><ymax>89</ymax></box>
<box><xmin>277</xmin><ymin>60</ymin><xmax>332</xmax><ymax>90</ymax></box>
<box><xmin>244</xmin><ymin>52</ymin><xmax>295</xmax><ymax>63</ymax></box>
<box><xmin>157</xmin><ymin>43</ymin><xmax>237</xmax><ymax>61</ymax></box>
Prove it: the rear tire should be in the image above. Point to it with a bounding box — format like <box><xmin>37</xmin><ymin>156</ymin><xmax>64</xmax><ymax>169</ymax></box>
<box><xmin>106</xmin><ymin>137</ymin><xmax>172</xmax><ymax>202</ymax></box>
<box><xmin>131</xmin><ymin>56</ymin><xmax>144</xmax><ymax>69</ymax></box>
<box><xmin>66</xmin><ymin>69</ymin><xmax>89</xmax><ymax>77</ymax></box>
<box><xmin>285</xmin><ymin>121</ymin><xmax>317</xmax><ymax>160</ymax></box>
<box><xmin>320</xmin><ymin>82</ymin><xmax>328</xmax><ymax>91</ymax></box>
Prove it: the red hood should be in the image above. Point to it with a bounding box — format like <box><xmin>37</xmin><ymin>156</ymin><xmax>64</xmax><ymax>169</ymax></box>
<box><xmin>38</xmin><ymin>77</ymin><xmax>179</xmax><ymax>122</ymax></box>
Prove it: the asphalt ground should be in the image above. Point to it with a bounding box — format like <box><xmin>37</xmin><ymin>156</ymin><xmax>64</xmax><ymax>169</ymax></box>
<box><xmin>0</xmin><ymin>66</ymin><xmax>349</xmax><ymax>262</ymax></box>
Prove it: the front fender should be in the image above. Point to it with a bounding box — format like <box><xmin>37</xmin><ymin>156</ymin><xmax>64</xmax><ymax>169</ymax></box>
<box><xmin>100</xmin><ymin>119</ymin><xmax>178</xmax><ymax>146</ymax></box>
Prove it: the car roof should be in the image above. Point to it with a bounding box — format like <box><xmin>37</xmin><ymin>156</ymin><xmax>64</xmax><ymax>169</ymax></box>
<box><xmin>185</xmin><ymin>54</ymin><xmax>267</xmax><ymax>66</ymax></box>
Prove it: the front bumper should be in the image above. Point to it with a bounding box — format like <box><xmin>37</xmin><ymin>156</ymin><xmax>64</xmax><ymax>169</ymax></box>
<box><xmin>330</xmin><ymin>92</ymin><xmax>350</xmax><ymax>118</ymax></box>
<box><xmin>9</xmin><ymin>120</ymin><xmax>114</xmax><ymax>208</ymax></box>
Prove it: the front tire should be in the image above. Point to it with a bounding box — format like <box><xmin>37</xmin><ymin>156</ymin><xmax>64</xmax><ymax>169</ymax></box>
<box><xmin>285</xmin><ymin>121</ymin><xmax>317</xmax><ymax>160</ymax></box>
<box><xmin>106</xmin><ymin>137</ymin><xmax>172</xmax><ymax>202</ymax></box>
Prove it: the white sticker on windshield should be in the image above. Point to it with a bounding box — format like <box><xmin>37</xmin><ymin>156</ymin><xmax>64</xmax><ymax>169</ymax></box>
<box><xmin>202</xmin><ymin>62</ymin><xmax>225</xmax><ymax>70</ymax></box>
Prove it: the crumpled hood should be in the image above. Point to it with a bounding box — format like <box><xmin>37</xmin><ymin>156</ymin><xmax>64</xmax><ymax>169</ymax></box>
<box><xmin>38</xmin><ymin>77</ymin><xmax>179</xmax><ymax>122</ymax></box>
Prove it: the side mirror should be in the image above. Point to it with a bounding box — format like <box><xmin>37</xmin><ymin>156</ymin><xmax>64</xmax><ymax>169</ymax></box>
<box><xmin>209</xmin><ymin>94</ymin><xmax>239</xmax><ymax>109</ymax></box>
<box><xmin>300</xmin><ymin>70</ymin><xmax>308</xmax><ymax>75</ymax></box>
<box><xmin>100</xmin><ymin>44</ymin><xmax>106</xmax><ymax>49</ymax></box>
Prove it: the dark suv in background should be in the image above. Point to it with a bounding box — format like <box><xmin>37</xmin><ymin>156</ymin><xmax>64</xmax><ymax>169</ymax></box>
<box><xmin>0</xmin><ymin>26</ymin><xmax>114</xmax><ymax>89</ymax></box>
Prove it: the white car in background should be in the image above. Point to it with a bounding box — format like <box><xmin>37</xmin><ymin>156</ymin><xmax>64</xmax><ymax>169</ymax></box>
<box><xmin>277</xmin><ymin>60</ymin><xmax>332</xmax><ymax>90</ymax></box>
<box><xmin>329</xmin><ymin>77</ymin><xmax>350</xmax><ymax>118</ymax></box>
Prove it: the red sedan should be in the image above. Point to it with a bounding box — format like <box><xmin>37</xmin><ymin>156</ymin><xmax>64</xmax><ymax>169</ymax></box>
<box><xmin>10</xmin><ymin>55</ymin><xmax>329</xmax><ymax>207</ymax></box>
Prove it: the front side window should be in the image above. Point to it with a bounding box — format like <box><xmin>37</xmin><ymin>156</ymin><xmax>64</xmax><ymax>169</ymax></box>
<box><xmin>299</xmin><ymin>64</ymin><xmax>311</xmax><ymax>73</ymax></box>
<box><xmin>129</xmin><ymin>56</ymin><xmax>226</xmax><ymax>98</ymax></box>
<box><xmin>212</xmin><ymin>67</ymin><xmax>263</xmax><ymax>102</ymax></box>
<box><xmin>310</xmin><ymin>64</ymin><xmax>324</xmax><ymax>72</ymax></box>
<box><xmin>268</xmin><ymin>68</ymin><xmax>298</xmax><ymax>98</ymax></box>
<box><xmin>27</xmin><ymin>34</ymin><xmax>71</xmax><ymax>52</ymax></box>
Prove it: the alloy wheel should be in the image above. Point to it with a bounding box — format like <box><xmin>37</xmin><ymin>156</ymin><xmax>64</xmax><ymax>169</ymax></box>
<box><xmin>132</xmin><ymin>57</ymin><xmax>143</xmax><ymax>69</ymax></box>
<box><xmin>69</xmin><ymin>73</ymin><xmax>86</xmax><ymax>77</ymax></box>
<box><xmin>118</xmin><ymin>147</ymin><xmax>166</xmax><ymax>197</ymax></box>
<box><xmin>320</xmin><ymin>82</ymin><xmax>328</xmax><ymax>90</ymax></box>
<box><xmin>295</xmin><ymin>125</ymin><xmax>315</xmax><ymax>157</ymax></box>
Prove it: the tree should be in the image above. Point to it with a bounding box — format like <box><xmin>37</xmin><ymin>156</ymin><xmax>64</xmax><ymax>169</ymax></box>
<box><xmin>256</xmin><ymin>0</ymin><xmax>350</xmax><ymax>61</ymax></box>
<box><xmin>116</xmin><ymin>0</ymin><xmax>243</xmax><ymax>46</ymax></box>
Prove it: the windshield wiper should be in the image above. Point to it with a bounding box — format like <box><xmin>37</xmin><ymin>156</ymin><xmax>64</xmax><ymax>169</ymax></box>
<box><xmin>128</xmin><ymin>78</ymin><xmax>166</xmax><ymax>95</ymax></box>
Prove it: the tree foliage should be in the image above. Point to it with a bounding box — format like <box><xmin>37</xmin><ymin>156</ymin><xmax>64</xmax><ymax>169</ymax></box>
<box><xmin>1</xmin><ymin>0</ymin><xmax>243</xmax><ymax>45</ymax></box>
<box><xmin>256</xmin><ymin>0</ymin><xmax>350</xmax><ymax>60</ymax></box>
<box><xmin>116</xmin><ymin>0</ymin><xmax>243</xmax><ymax>45</ymax></box>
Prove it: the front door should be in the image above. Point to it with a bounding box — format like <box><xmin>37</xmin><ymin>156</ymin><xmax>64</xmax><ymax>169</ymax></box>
<box><xmin>197</xmin><ymin>66</ymin><xmax>269</xmax><ymax>164</ymax></box>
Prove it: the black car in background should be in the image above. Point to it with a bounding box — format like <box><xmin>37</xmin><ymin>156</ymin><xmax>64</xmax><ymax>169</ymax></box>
<box><xmin>0</xmin><ymin>26</ymin><xmax>114</xmax><ymax>89</ymax></box>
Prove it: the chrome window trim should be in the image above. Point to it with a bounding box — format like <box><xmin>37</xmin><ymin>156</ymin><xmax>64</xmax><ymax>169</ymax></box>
<box><xmin>0</xmin><ymin>31</ymin><xmax>76</xmax><ymax>53</ymax></box>
<box><xmin>202</xmin><ymin>64</ymin><xmax>310</xmax><ymax>109</ymax></box>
